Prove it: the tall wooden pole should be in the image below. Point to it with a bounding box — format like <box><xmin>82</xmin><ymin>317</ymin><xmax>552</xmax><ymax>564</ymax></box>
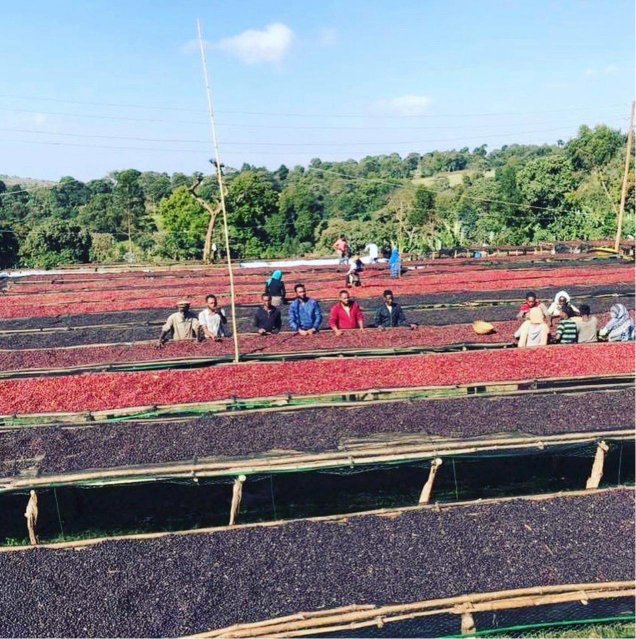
<box><xmin>197</xmin><ymin>19</ymin><xmax>240</xmax><ymax>363</ymax></box>
<box><xmin>615</xmin><ymin>101</ymin><xmax>635</xmax><ymax>253</ymax></box>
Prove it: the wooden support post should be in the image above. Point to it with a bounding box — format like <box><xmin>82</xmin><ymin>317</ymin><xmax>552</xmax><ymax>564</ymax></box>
<box><xmin>24</xmin><ymin>490</ymin><xmax>38</xmax><ymax>546</ymax></box>
<box><xmin>615</xmin><ymin>101</ymin><xmax>635</xmax><ymax>253</ymax></box>
<box><xmin>419</xmin><ymin>458</ymin><xmax>443</xmax><ymax>505</ymax></box>
<box><xmin>586</xmin><ymin>441</ymin><xmax>609</xmax><ymax>490</ymax></box>
<box><xmin>229</xmin><ymin>474</ymin><xmax>246</xmax><ymax>526</ymax></box>
<box><xmin>461</xmin><ymin>611</ymin><xmax>476</xmax><ymax>635</ymax></box>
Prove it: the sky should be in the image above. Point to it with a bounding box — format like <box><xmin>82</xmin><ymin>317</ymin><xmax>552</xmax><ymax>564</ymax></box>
<box><xmin>0</xmin><ymin>0</ymin><xmax>633</xmax><ymax>181</ymax></box>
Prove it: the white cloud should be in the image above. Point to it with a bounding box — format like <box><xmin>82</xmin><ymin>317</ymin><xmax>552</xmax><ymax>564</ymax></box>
<box><xmin>216</xmin><ymin>23</ymin><xmax>295</xmax><ymax>65</ymax></box>
<box><xmin>584</xmin><ymin>64</ymin><xmax>619</xmax><ymax>78</ymax></box>
<box><xmin>375</xmin><ymin>95</ymin><xmax>432</xmax><ymax>116</ymax></box>
<box><xmin>318</xmin><ymin>27</ymin><xmax>337</xmax><ymax>47</ymax></box>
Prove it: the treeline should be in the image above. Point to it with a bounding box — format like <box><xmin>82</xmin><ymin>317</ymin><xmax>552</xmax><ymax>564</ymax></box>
<box><xmin>0</xmin><ymin>124</ymin><xmax>633</xmax><ymax>269</ymax></box>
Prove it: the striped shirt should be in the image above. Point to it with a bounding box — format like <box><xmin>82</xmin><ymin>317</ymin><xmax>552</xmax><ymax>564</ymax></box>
<box><xmin>556</xmin><ymin>318</ymin><xmax>578</xmax><ymax>344</ymax></box>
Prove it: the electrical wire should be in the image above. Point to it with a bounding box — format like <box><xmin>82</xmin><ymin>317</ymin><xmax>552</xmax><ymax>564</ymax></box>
<box><xmin>0</xmin><ymin>95</ymin><xmax>627</xmax><ymax>118</ymax></box>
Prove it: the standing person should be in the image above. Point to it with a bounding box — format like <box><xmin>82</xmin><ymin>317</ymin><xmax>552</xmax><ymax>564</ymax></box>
<box><xmin>574</xmin><ymin>304</ymin><xmax>598</xmax><ymax>343</ymax></box>
<box><xmin>264</xmin><ymin>270</ymin><xmax>286</xmax><ymax>307</ymax></box>
<box><xmin>517</xmin><ymin>307</ymin><xmax>550</xmax><ymax>347</ymax></box>
<box><xmin>599</xmin><ymin>303</ymin><xmax>635</xmax><ymax>342</ymax></box>
<box><xmin>198</xmin><ymin>294</ymin><xmax>227</xmax><ymax>341</ymax></box>
<box><xmin>254</xmin><ymin>293</ymin><xmax>282</xmax><ymax>335</ymax></box>
<box><xmin>346</xmin><ymin>255</ymin><xmax>364</xmax><ymax>288</ymax></box>
<box><xmin>517</xmin><ymin>291</ymin><xmax>548</xmax><ymax>320</ymax></box>
<box><xmin>329</xmin><ymin>290</ymin><xmax>364</xmax><ymax>336</ymax></box>
<box><xmin>389</xmin><ymin>245</ymin><xmax>401</xmax><ymax>278</ymax></box>
<box><xmin>546</xmin><ymin>291</ymin><xmax>579</xmax><ymax>325</ymax></box>
<box><xmin>158</xmin><ymin>301</ymin><xmax>201</xmax><ymax>346</ymax></box>
<box><xmin>288</xmin><ymin>284</ymin><xmax>323</xmax><ymax>336</ymax></box>
<box><xmin>333</xmin><ymin>235</ymin><xmax>350</xmax><ymax>264</ymax></box>
<box><xmin>364</xmin><ymin>242</ymin><xmax>379</xmax><ymax>263</ymax></box>
<box><xmin>374</xmin><ymin>290</ymin><xmax>417</xmax><ymax>329</ymax></box>
<box><xmin>554</xmin><ymin>308</ymin><xmax>579</xmax><ymax>344</ymax></box>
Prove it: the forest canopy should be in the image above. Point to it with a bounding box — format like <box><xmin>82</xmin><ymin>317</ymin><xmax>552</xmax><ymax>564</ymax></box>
<box><xmin>0</xmin><ymin>124</ymin><xmax>633</xmax><ymax>268</ymax></box>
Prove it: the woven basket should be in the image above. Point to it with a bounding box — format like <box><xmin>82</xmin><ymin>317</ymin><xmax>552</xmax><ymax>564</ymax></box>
<box><xmin>472</xmin><ymin>320</ymin><xmax>495</xmax><ymax>335</ymax></box>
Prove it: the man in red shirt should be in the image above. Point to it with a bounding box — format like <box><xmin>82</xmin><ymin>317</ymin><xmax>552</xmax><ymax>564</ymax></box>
<box><xmin>329</xmin><ymin>290</ymin><xmax>364</xmax><ymax>336</ymax></box>
<box><xmin>517</xmin><ymin>291</ymin><xmax>548</xmax><ymax>320</ymax></box>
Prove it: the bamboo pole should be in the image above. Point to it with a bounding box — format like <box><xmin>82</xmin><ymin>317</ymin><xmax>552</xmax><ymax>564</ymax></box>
<box><xmin>4</xmin><ymin>430</ymin><xmax>631</xmax><ymax>493</ymax></box>
<box><xmin>193</xmin><ymin>582</ymin><xmax>634</xmax><ymax>638</ymax></box>
<box><xmin>585</xmin><ymin>440</ymin><xmax>609</xmax><ymax>490</ymax></box>
<box><xmin>460</xmin><ymin>611</ymin><xmax>476</xmax><ymax>635</ymax></box>
<box><xmin>0</xmin><ymin>486</ymin><xmax>627</xmax><ymax>554</ymax></box>
<box><xmin>418</xmin><ymin>458</ymin><xmax>443</xmax><ymax>504</ymax></box>
<box><xmin>197</xmin><ymin>19</ymin><xmax>240</xmax><ymax>364</ymax></box>
<box><xmin>228</xmin><ymin>475</ymin><xmax>246</xmax><ymax>526</ymax></box>
<box><xmin>24</xmin><ymin>490</ymin><xmax>38</xmax><ymax>545</ymax></box>
<box><xmin>615</xmin><ymin>101</ymin><xmax>635</xmax><ymax>253</ymax></box>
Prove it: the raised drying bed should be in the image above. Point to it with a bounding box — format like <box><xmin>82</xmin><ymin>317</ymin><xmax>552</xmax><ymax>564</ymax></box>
<box><xmin>0</xmin><ymin>343</ymin><xmax>632</xmax><ymax>417</ymax></box>
<box><xmin>0</xmin><ymin>489</ymin><xmax>632</xmax><ymax>637</ymax></box>
<box><xmin>2</xmin><ymin>388</ymin><xmax>632</xmax><ymax>485</ymax></box>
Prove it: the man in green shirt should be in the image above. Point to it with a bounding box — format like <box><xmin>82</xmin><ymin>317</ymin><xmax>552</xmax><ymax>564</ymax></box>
<box><xmin>555</xmin><ymin>308</ymin><xmax>578</xmax><ymax>344</ymax></box>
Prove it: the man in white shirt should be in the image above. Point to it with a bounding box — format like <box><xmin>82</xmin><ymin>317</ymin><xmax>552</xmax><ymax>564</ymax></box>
<box><xmin>198</xmin><ymin>294</ymin><xmax>227</xmax><ymax>341</ymax></box>
<box><xmin>364</xmin><ymin>242</ymin><xmax>379</xmax><ymax>263</ymax></box>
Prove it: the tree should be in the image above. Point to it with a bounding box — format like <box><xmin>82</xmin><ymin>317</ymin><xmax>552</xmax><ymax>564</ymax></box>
<box><xmin>20</xmin><ymin>219</ymin><xmax>91</xmax><ymax>268</ymax></box>
<box><xmin>140</xmin><ymin>172</ymin><xmax>172</xmax><ymax>208</ymax></box>
<box><xmin>225</xmin><ymin>172</ymin><xmax>279</xmax><ymax>258</ymax></box>
<box><xmin>112</xmin><ymin>169</ymin><xmax>154</xmax><ymax>248</ymax></box>
<box><xmin>566</xmin><ymin>125</ymin><xmax>625</xmax><ymax>172</ymax></box>
<box><xmin>0</xmin><ymin>228</ymin><xmax>19</xmax><ymax>268</ymax></box>
<box><xmin>157</xmin><ymin>187</ymin><xmax>208</xmax><ymax>260</ymax></box>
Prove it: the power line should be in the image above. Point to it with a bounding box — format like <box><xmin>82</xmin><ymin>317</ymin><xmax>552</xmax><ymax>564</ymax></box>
<box><xmin>0</xmin><ymin>100</ymin><xmax>628</xmax><ymax>121</ymax></box>
<box><xmin>0</xmin><ymin>126</ymin><xmax>598</xmax><ymax>152</ymax></box>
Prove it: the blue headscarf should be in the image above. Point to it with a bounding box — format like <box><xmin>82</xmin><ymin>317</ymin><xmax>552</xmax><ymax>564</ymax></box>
<box><xmin>266</xmin><ymin>270</ymin><xmax>283</xmax><ymax>286</ymax></box>
<box><xmin>389</xmin><ymin>247</ymin><xmax>400</xmax><ymax>265</ymax></box>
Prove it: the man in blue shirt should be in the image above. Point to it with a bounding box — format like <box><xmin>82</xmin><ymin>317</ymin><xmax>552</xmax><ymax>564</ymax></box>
<box><xmin>288</xmin><ymin>283</ymin><xmax>323</xmax><ymax>335</ymax></box>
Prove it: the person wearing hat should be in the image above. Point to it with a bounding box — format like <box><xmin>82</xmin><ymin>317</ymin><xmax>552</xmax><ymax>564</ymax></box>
<box><xmin>158</xmin><ymin>301</ymin><xmax>201</xmax><ymax>346</ymax></box>
<box><xmin>264</xmin><ymin>270</ymin><xmax>286</xmax><ymax>307</ymax></box>
<box><xmin>517</xmin><ymin>306</ymin><xmax>549</xmax><ymax>348</ymax></box>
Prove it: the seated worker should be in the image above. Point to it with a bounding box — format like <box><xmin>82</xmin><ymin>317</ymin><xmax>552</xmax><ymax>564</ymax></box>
<box><xmin>517</xmin><ymin>291</ymin><xmax>548</xmax><ymax>320</ymax></box>
<box><xmin>254</xmin><ymin>293</ymin><xmax>282</xmax><ymax>335</ymax></box>
<box><xmin>517</xmin><ymin>306</ymin><xmax>549</xmax><ymax>347</ymax></box>
<box><xmin>554</xmin><ymin>307</ymin><xmax>579</xmax><ymax>344</ymax></box>
<box><xmin>198</xmin><ymin>294</ymin><xmax>227</xmax><ymax>341</ymax></box>
<box><xmin>546</xmin><ymin>290</ymin><xmax>579</xmax><ymax>325</ymax></box>
<box><xmin>346</xmin><ymin>255</ymin><xmax>364</xmax><ymax>288</ymax></box>
<box><xmin>374</xmin><ymin>290</ymin><xmax>417</xmax><ymax>329</ymax></box>
<box><xmin>158</xmin><ymin>301</ymin><xmax>200</xmax><ymax>346</ymax></box>
<box><xmin>599</xmin><ymin>303</ymin><xmax>635</xmax><ymax>342</ymax></box>
<box><xmin>264</xmin><ymin>270</ymin><xmax>286</xmax><ymax>307</ymax></box>
<box><xmin>573</xmin><ymin>304</ymin><xmax>598</xmax><ymax>343</ymax></box>
<box><xmin>288</xmin><ymin>283</ymin><xmax>323</xmax><ymax>336</ymax></box>
<box><xmin>329</xmin><ymin>290</ymin><xmax>364</xmax><ymax>336</ymax></box>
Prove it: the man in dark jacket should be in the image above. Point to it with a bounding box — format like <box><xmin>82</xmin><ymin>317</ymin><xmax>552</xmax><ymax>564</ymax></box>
<box><xmin>254</xmin><ymin>294</ymin><xmax>282</xmax><ymax>335</ymax></box>
<box><xmin>374</xmin><ymin>290</ymin><xmax>417</xmax><ymax>329</ymax></box>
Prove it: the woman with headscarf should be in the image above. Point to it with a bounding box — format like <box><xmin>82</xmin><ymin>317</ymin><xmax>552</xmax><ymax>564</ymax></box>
<box><xmin>546</xmin><ymin>290</ymin><xmax>579</xmax><ymax>325</ymax></box>
<box><xmin>599</xmin><ymin>304</ymin><xmax>635</xmax><ymax>342</ymax></box>
<box><xmin>389</xmin><ymin>246</ymin><xmax>401</xmax><ymax>278</ymax></box>
<box><xmin>264</xmin><ymin>270</ymin><xmax>286</xmax><ymax>307</ymax></box>
<box><xmin>517</xmin><ymin>306</ymin><xmax>550</xmax><ymax>348</ymax></box>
